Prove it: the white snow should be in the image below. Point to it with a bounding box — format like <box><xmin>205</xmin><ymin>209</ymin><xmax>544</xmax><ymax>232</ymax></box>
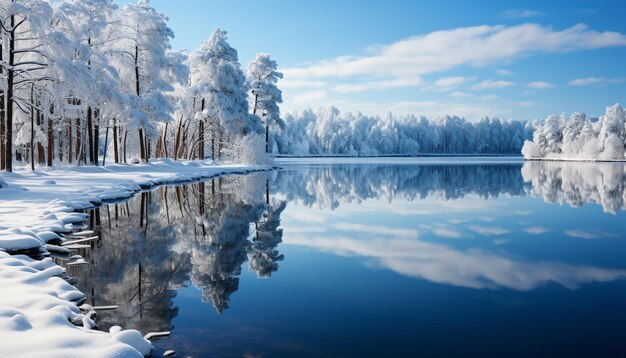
<box><xmin>0</xmin><ymin>159</ymin><xmax>267</xmax><ymax>357</ymax></box>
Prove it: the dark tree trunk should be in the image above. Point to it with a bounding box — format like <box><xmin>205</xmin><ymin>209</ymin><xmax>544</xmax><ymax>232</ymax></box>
<box><xmin>113</xmin><ymin>120</ymin><xmax>119</xmax><ymax>164</ymax></box>
<box><xmin>174</xmin><ymin>118</ymin><xmax>182</xmax><ymax>160</ymax></box>
<box><xmin>30</xmin><ymin>88</ymin><xmax>34</xmax><ymax>171</ymax></box>
<box><xmin>199</xmin><ymin>98</ymin><xmax>205</xmax><ymax>160</ymax></box>
<box><xmin>0</xmin><ymin>38</ymin><xmax>5</xmax><ymax>171</ymax></box>
<box><xmin>123</xmin><ymin>131</ymin><xmax>128</xmax><ymax>164</ymax></box>
<box><xmin>102</xmin><ymin>124</ymin><xmax>108</xmax><ymax>166</ymax></box>
<box><xmin>94</xmin><ymin>120</ymin><xmax>99</xmax><ymax>165</ymax></box>
<box><xmin>5</xmin><ymin>14</ymin><xmax>16</xmax><ymax>172</ymax></box>
<box><xmin>266</xmin><ymin>125</ymin><xmax>270</xmax><ymax>153</ymax></box>
<box><xmin>68</xmin><ymin>119</ymin><xmax>73</xmax><ymax>164</ymax></box>
<box><xmin>138</xmin><ymin>128</ymin><xmax>145</xmax><ymax>162</ymax></box>
<box><xmin>75</xmin><ymin>118</ymin><xmax>81</xmax><ymax>164</ymax></box>
<box><xmin>87</xmin><ymin>106</ymin><xmax>93</xmax><ymax>164</ymax></box>
<box><xmin>47</xmin><ymin>118</ymin><xmax>53</xmax><ymax>167</ymax></box>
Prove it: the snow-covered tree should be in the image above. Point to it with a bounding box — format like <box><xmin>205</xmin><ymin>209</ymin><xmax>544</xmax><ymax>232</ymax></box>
<box><xmin>246</xmin><ymin>53</ymin><xmax>284</xmax><ymax>153</ymax></box>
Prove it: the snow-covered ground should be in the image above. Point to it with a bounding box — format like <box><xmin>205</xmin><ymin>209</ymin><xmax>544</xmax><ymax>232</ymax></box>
<box><xmin>0</xmin><ymin>160</ymin><xmax>267</xmax><ymax>357</ymax></box>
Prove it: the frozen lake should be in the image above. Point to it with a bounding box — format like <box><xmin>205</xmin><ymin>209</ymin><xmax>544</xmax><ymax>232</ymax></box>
<box><xmin>61</xmin><ymin>157</ymin><xmax>626</xmax><ymax>357</ymax></box>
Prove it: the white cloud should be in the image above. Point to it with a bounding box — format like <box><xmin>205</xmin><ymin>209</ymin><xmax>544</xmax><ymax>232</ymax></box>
<box><xmin>496</xmin><ymin>69</ymin><xmax>514</xmax><ymax>76</ymax></box>
<box><xmin>420</xmin><ymin>223</ymin><xmax>464</xmax><ymax>239</ymax></box>
<box><xmin>450</xmin><ymin>91</ymin><xmax>470</xmax><ymax>97</ymax></box>
<box><xmin>524</xmin><ymin>226</ymin><xmax>550</xmax><ymax>235</ymax></box>
<box><xmin>430</xmin><ymin>76</ymin><xmax>469</xmax><ymax>92</ymax></box>
<box><xmin>333</xmin><ymin>76</ymin><xmax>423</xmax><ymax>93</ymax></box>
<box><xmin>280</xmin><ymin>79</ymin><xmax>328</xmax><ymax>89</ymax></box>
<box><xmin>468</xmin><ymin>225</ymin><xmax>510</xmax><ymax>236</ymax></box>
<box><xmin>516</xmin><ymin>101</ymin><xmax>534</xmax><ymax>107</ymax></box>
<box><xmin>333</xmin><ymin>223</ymin><xmax>418</xmax><ymax>238</ymax></box>
<box><xmin>472</xmin><ymin>80</ymin><xmax>514</xmax><ymax>90</ymax></box>
<box><xmin>281</xmin><ymin>23</ymin><xmax>626</xmax><ymax>116</ymax></box>
<box><xmin>285</xmin><ymin>89</ymin><xmax>328</xmax><ymax>105</ymax></box>
<box><xmin>527</xmin><ymin>81</ymin><xmax>554</xmax><ymax>89</ymax></box>
<box><xmin>481</xmin><ymin>94</ymin><xmax>498</xmax><ymax>101</ymax></box>
<box><xmin>501</xmin><ymin>9</ymin><xmax>545</xmax><ymax>19</ymax></box>
<box><xmin>283</xmin><ymin>23</ymin><xmax>626</xmax><ymax>80</ymax></box>
<box><xmin>285</xmin><ymin>234</ymin><xmax>626</xmax><ymax>291</ymax></box>
<box><xmin>565</xmin><ymin>230</ymin><xmax>617</xmax><ymax>240</ymax></box>
<box><xmin>568</xmin><ymin>77</ymin><xmax>626</xmax><ymax>86</ymax></box>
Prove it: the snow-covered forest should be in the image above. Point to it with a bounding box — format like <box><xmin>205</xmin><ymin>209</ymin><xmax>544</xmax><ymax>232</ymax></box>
<box><xmin>522</xmin><ymin>103</ymin><xmax>626</xmax><ymax>161</ymax></box>
<box><xmin>274</xmin><ymin>108</ymin><xmax>533</xmax><ymax>156</ymax></box>
<box><xmin>0</xmin><ymin>0</ymin><xmax>280</xmax><ymax>172</ymax></box>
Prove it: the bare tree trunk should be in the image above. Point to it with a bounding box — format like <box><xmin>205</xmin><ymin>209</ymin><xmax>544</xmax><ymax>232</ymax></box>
<box><xmin>174</xmin><ymin>118</ymin><xmax>182</xmax><ymax>160</ymax></box>
<box><xmin>102</xmin><ymin>124</ymin><xmax>109</xmax><ymax>166</ymax></box>
<box><xmin>199</xmin><ymin>98</ymin><xmax>205</xmax><ymax>160</ymax></box>
<box><xmin>113</xmin><ymin>120</ymin><xmax>119</xmax><ymax>164</ymax></box>
<box><xmin>75</xmin><ymin>118</ymin><xmax>81</xmax><ymax>164</ymax></box>
<box><xmin>47</xmin><ymin>118</ymin><xmax>53</xmax><ymax>167</ymax></box>
<box><xmin>94</xmin><ymin>115</ymin><xmax>99</xmax><ymax>165</ymax></box>
<box><xmin>68</xmin><ymin>119</ymin><xmax>73</xmax><ymax>165</ymax></box>
<box><xmin>266</xmin><ymin>125</ymin><xmax>270</xmax><ymax>153</ymax></box>
<box><xmin>163</xmin><ymin>122</ymin><xmax>168</xmax><ymax>158</ymax></box>
<box><xmin>138</xmin><ymin>128</ymin><xmax>145</xmax><ymax>162</ymax></box>
<box><xmin>123</xmin><ymin>131</ymin><xmax>128</xmax><ymax>164</ymax></box>
<box><xmin>146</xmin><ymin>137</ymin><xmax>151</xmax><ymax>163</ymax></box>
<box><xmin>30</xmin><ymin>84</ymin><xmax>34</xmax><ymax>171</ymax></box>
<box><xmin>5</xmin><ymin>14</ymin><xmax>16</xmax><ymax>172</ymax></box>
<box><xmin>87</xmin><ymin>106</ymin><xmax>93</xmax><ymax>164</ymax></box>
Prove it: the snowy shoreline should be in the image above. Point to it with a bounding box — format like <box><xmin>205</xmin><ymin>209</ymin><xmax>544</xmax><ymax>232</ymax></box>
<box><xmin>0</xmin><ymin>160</ymin><xmax>270</xmax><ymax>357</ymax></box>
<box><xmin>524</xmin><ymin>158</ymin><xmax>626</xmax><ymax>163</ymax></box>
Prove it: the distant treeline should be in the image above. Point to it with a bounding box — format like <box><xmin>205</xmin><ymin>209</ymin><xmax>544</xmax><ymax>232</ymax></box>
<box><xmin>269</xmin><ymin>107</ymin><xmax>534</xmax><ymax>156</ymax></box>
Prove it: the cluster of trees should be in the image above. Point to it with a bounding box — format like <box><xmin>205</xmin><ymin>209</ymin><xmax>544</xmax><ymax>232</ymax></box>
<box><xmin>522</xmin><ymin>104</ymin><xmax>626</xmax><ymax>160</ymax></box>
<box><xmin>272</xmin><ymin>108</ymin><xmax>533</xmax><ymax>156</ymax></box>
<box><xmin>0</xmin><ymin>0</ymin><xmax>282</xmax><ymax>172</ymax></box>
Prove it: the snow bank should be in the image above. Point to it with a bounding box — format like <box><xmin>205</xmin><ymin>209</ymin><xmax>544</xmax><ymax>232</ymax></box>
<box><xmin>0</xmin><ymin>159</ymin><xmax>266</xmax><ymax>253</ymax></box>
<box><xmin>0</xmin><ymin>159</ymin><xmax>268</xmax><ymax>357</ymax></box>
<box><xmin>0</xmin><ymin>252</ymin><xmax>150</xmax><ymax>357</ymax></box>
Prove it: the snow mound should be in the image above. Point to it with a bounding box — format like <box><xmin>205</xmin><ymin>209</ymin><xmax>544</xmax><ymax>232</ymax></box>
<box><xmin>0</xmin><ymin>252</ymin><xmax>152</xmax><ymax>357</ymax></box>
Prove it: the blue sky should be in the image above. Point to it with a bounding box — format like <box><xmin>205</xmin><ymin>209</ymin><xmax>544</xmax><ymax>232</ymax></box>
<box><xmin>117</xmin><ymin>0</ymin><xmax>626</xmax><ymax>120</ymax></box>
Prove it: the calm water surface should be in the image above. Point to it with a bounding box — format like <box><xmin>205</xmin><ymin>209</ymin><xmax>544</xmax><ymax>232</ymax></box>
<box><xmin>63</xmin><ymin>158</ymin><xmax>626</xmax><ymax>357</ymax></box>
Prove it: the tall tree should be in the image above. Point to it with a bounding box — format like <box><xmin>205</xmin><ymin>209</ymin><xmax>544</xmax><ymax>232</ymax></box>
<box><xmin>246</xmin><ymin>53</ymin><xmax>284</xmax><ymax>153</ymax></box>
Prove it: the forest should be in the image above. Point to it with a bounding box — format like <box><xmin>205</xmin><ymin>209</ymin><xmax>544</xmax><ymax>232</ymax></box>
<box><xmin>0</xmin><ymin>0</ymin><xmax>539</xmax><ymax>171</ymax></box>
<box><xmin>0</xmin><ymin>0</ymin><xmax>281</xmax><ymax>172</ymax></box>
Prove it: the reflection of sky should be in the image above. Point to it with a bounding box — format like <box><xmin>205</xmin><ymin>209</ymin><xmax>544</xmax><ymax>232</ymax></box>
<box><xmin>278</xmin><ymin>162</ymin><xmax>626</xmax><ymax>291</ymax></box>
<box><xmin>156</xmin><ymin>160</ymin><xmax>626</xmax><ymax>357</ymax></box>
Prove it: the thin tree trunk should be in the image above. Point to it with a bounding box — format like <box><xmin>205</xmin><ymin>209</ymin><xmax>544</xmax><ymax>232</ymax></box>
<box><xmin>5</xmin><ymin>14</ymin><xmax>16</xmax><ymax>172</ymax></box>
<box><xmin>68</xmin><ymin>119</ymin><xmax>73</xmax><ymax>165</ymax></box>
<box><xmin>113</xmin><ymin>120</ymin><xmax>119</xmax><ymax>164</ymax></box>
<box><xmin>0</xmin><ymin>38</ymin><xmax>4</xmax><ymax>171</ymax></box>
<box><xmin>87</xmin><ymin>106</ymin><xmax>93</xmax><ymax>164</ymax></box>
<box><xmin>75</xmin><ymin>118</ymin><xmax>81</xmax><ymax>164</ymax></box>
<box><xmin>30</xmin><ymin>84</ymin><xmax>34</xmax><ymax>171</ymax></box>
<box><xmin>174</xmin><ymin>118</ymin><xmax>182</xmax><ymax>161</ymax></box>
<box><xmin>102</xmin><ymin>124</ymin><xmax>109</xmax><ymax>166</ymax></box>
<box><xmin>199</xmin><ymin>98</ymin><xmax>205</xmax><ymax>160</ymax></box>
<box><xmin>138</xmin><ymin>128</ymin><xmax>145</xmax><ymax>162</ymax></box>
<box><xmin>266</xmin><ymin>125</ymin><xmax>269</xmax><ymax>153</ymax></box>
<box><xmin>94</xmin><ymin>120</ymin><xmax>99</xmax><ymax>165</ymax></box>
<box><xmin>47</xmin><ymin>118</ymin><xmax>53</xmax><ymax>167</ymax></box>
<box><xmin>163</xmin><ymin>122</ymin><xmax>168</xmax><ymax>158</ymax></box>
<box><xmin>123</xmin><ymin>131</ymin><xmax>128</xmax><ymax>164</ymax></box>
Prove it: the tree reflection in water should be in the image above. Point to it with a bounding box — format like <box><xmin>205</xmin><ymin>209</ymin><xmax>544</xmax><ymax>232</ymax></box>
<box><xmin>62</xmin><ymin>173</ymin><xmax>285</xmax><ymax>333</ymax></box>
